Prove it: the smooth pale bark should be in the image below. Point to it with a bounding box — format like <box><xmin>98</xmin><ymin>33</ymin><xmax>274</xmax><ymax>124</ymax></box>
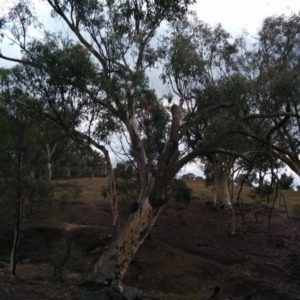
<box><xmin>213</xmin><ymin>171</ymin><xmax>231</xmax><ymax>207</ymax></box>
<box><xmin>89</xmin><ymin>199</ymin><xmax>161</xmax><ymax>290</ymax></box>
<box><xmin>212</xmin><ymin>161</ymin><xmax>231</xmax><ymax>208</ymax></box>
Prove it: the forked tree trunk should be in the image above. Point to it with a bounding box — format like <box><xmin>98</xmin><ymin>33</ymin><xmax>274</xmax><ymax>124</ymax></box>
<box><xmin>89</xmin><ymin>198</ymin><xmax>161</xmax><ymax>290</ymax></box>
<box><xmin>89</xmin><ymin>100</ymin><xmax>182</xmax><ymax>288</ymax></box>
<box><xmin>45</xmin><ymin>143</ymin><xmax>57</xmax><ymax>181</ymax></box>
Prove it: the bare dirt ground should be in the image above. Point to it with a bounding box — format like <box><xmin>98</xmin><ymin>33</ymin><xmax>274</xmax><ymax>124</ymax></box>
<box><xmin>0</xmin><ymin>178</ymin><xmax>300</xmax><ymax>300</ymax></box>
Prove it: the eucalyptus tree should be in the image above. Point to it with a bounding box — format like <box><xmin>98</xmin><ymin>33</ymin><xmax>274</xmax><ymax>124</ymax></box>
<box><xmin>202</xmin><ymin>13</ymin><xmax>300</xmax><ymax>208</ymax></box>
<box><xmin>234</xmin><ymin>13</ymin><xmax>300</xmax><ymax>177</ymax></box>
<box><xmin>1</xmin><ymin>0</ymin><xmax>211</xmax><ymax>288</ymax></box>
<box><xmin>161</xmin><ymin>17</ymin><xmax>250</xmax><ymax>208</ymax></box>
<box><xmin>2</xmin><ymin>1</ymin><xmax>300</xmax><ymax>291</ymax></box>
<box><xmin>199</xmin><ymin>76</ymin><xmax>251</xmax><ymax>208</ymax></box>
<box><xmin>162</xmin><ymin>13</ymin><xmax>300</xmax><ymax>207</ymax></box>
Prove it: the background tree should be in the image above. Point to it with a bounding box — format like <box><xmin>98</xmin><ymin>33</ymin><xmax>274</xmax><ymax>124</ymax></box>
<box><xmin>0</xmin><ymin>72</ymin><xmax>54</xmax><ymax>275</ymax></box>
<box><xmin>279</xmin><ymin>173</ymin><xmax>294</xmax><ymax>190</ymax></box>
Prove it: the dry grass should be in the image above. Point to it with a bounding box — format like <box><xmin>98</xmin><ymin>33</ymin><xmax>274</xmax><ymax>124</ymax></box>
<box><xmin>51</xmin><ymin>177</ymin><xmax>300</xmax><ymax>211</ymax></box>
<box><xmin>52</xmin><ymin>177</ymin><xmax>109</xmax><ymax>203</ymax></box>
<box><xmin>185</xmin><ymin>179</ymin><xmax>300</xmax><ymax>212</ymax></box>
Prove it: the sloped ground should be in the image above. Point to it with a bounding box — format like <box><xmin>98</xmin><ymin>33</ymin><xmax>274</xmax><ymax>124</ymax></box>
<box><xmin>0</xmin><ymin>178</ymin><xmax>300</xmax><ymax>300</ymax></box>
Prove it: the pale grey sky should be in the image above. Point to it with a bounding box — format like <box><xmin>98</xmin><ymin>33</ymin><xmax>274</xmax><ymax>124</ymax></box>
<box><xmin>195</xmin><ymin>0</ymin><xmax>300</xmax><ymax>36</ymax></box>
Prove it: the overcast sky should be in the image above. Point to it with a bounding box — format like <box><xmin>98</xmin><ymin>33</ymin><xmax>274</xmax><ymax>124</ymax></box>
<box><xmin>195</xmin><ymin>0</ymin><xmax>300</xmax><ymax>36</ymax></box>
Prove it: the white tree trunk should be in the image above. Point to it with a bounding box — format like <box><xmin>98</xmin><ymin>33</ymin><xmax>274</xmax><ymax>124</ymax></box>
<box><xmin>89</xmin><ymin>199</ymin><xmax>162</xmax><ymax>290</ymax></box>
<box><xmin>212</xmin><ymin>160</ymin><xmax>231</xmax><ymax>208</ymax></box>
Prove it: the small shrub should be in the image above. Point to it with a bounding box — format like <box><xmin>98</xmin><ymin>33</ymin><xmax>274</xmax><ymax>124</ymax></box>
<box><xmin>170</xmin><ymin>178</ymin><xmax>192</xmax><ymax>207</ymax></box>
<box><xmin>279</xmin><ymin>173</ymin><xmax>294</xmax><ymax>190</ymax></box>
<box><xmin>249</xmin><ymin>182</ymin><xmax>273</xmax><ymax>203</ymax></box>
<box><xmin>169</xmin><ymin>179</ymin><xmax>192</xmax><ymax>224</ymax></box>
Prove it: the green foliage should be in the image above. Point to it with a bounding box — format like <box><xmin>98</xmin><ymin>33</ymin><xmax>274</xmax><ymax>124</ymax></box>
<box><xmin>114</xmin><ymin>162</ymin><xmax>135</xmax><ymax>180</ymax></box>
<box><xmin>140</xmin><ymin>102</ymin><xmax>170</xmax><ymax>168</ymax></box>
<box><xmin>0</xmin><ymin>88</ymin><xmax>55</xmax><ymax>220</ymax></box>
<box><xmin>116</xmin><ymin>180</ymin><xmax>140</xmax><ymax>213</ymax></box>
<box><xmin>234</xmin><ymin>172</ymin><xmax>257</xmax><ymax>187</ymax></box>
<box><xmin>100</xmin><ymin>162</ymin><xmax>138</xmax><ymax>212</ymax></box>
<box><xmin>0</xmin><ymin>177</ymin><xmax>54</xmax><ymax>222</ymax></box>
<box><xmin>51</xmin><ymin>141</ymin><xmax>106</xmax><ymax>179</ymax></box>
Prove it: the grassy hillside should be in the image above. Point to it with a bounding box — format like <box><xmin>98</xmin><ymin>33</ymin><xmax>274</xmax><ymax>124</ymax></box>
<box><xmin>0</xmin><ymin>177</ymin><xmax>300</xmax><ymax>299</ymax></box>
